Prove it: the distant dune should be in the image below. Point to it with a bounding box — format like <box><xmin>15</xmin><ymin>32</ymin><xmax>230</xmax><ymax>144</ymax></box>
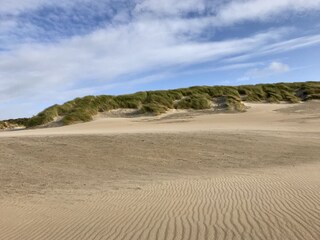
<box><xmin>1</xmin><ymin>101</ymin><xmax>319</xmax><ymax>137</ymax></box>
<box><xmin>1</xmin><ymin>81</ymin><xmax>319</xmax><ymax>130</ymax></box>
<box><xmin>0</xmin><ymin>99</ymin><xmax>319</xmax><ymax>239</ymax></box>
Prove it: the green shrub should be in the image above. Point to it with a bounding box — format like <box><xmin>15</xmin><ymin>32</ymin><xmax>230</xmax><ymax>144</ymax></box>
<box><xmin>26</xmin><ymin>105</ymin><xmax>59</xmax><ymax>127</ymax></box>
<box><xmin>18</xmin><ymin>81</ymin><xmax>320</xmax><ymax>127</ymax></box>
<box><xmin>305</xmin><ymin>94</ymin><xmax>320</xmax><ymax>101</ymax></box>
<box><xmin>144</xmin><ymin>92</ymin><xmax>174</xmax><ymax>108</ymax></box>
<box><xmin>175</xmin><ymin>95</ymin><xmax>211</xmax><ymax>110</ymax></box>
<box><xmin>62</xmin><ymin>109</ymin><xmax>93</xmax><ymax>125</ymax></box>
<box><xmin>215</xmin><ymin>95</ymin><xmax>245</xmax><ymax>112</ymax></box>
<box><xmin>140</xmin><ymin>103</ymin><xmax>168</xmax><ymax>115</ymax></box>
<box><xmin>238</xmin><ymin>85</ymin><xmax>266</xmax><ymax>101</ymax></box>
<box><xmin>115</xmin><ymin>92</ymin><xmax>147</xmax><ymax>108</ymax></box>
<box><xmin>0</xmin><ymin>118</ymin><xmax>29</xmax><ymax>127</ymax></box>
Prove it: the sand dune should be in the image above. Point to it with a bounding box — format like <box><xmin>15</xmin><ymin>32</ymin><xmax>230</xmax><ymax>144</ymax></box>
<box><xmin>1</xmin><ymin>101</ymin><xmax>320</xmax><ymax>137</ymax></box>
<box><xmin>0</xmin><ymin>102</ymin><xmax>320</xmax><ymax>240</ymax></box>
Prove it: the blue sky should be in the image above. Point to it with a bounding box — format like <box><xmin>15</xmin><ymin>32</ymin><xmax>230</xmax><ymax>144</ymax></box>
<box><xmin>0</xmin><ymin>0</ymin><xmax>320</xmax><ymax>119</ymax></box>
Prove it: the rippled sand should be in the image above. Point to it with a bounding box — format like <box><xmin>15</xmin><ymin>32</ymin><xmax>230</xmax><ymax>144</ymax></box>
<box><xmin>0</xmin><ymin>102</ymin><xmax>319</xmax><ymax>240</ymax></box>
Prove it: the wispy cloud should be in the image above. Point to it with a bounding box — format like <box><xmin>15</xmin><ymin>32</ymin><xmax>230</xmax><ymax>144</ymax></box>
<box><xmin>238</xmin><ymin>61</ymin><xmax>290</xmax><ymax>82</ymax></box>
<box><xmin>0</xmin><ymin>27</ymin><xmax>288</xmax><ymax>100</ymax></box>
<box><xmin>0</xmin><ymin>0</ymin><xmax>320</xmax><ymax>119</ymax></box>
<box><xmin>0</xmin><ymin>0</ymin><xmax>93</xmax><ymax>14</ymax></box>
<box><xmin>227</xmin><ymin>33</ymin><xmax>320</xmax><ymax>62</ymax></box>
<box><xmin>215</xmin><ymin>0</ymin><xmax>320</xmax><ymax>25</ymax></box>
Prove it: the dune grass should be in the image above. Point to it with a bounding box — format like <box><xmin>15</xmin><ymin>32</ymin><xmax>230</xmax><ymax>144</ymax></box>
<box><xmin>19</xmin><ymin>81</ymin><xmax>320</xmax><ymax>127</ymax></box>
<box><xmin>175</xmin><ymin>95</ymin><xmax>211</xmax><ymax>110</ymax></box>
<box><xmin>0</xmin><ymin>118</ymin><xmax>29</xmax><ymax>129</ymax></box>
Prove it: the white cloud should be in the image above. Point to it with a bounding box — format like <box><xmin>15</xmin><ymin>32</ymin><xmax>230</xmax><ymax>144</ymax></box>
<box><xmin>1</xmin><ymin>0</ymin><xmax>320</xmax><ymax>119</ymax></box>
<box><xmin>216</xmin><ymin>0</ymin><xmax>320</xmax><ymax>25</ymax></box>
<box><xmin>268</xmin><ymin>61</ymin><xmax>290</xmax><ymax>73</ymax></box>
<box><xmin>0</xmin><ymin>0</ymin><xmax>95</xmax><ymax>14</ymax></box>
<box><xmin>0</xmin><ymin>26</ymin><xmax>284</xmax><ymax>100</ymax></box>
<box><xmin>0</xmin><ymin>20</ymin><xmax>16</xmax><ymax>32</ymax></box>
<box><xmin>239</xmin><ymin>61</ymin><xmax>290</xmax><ymax>81</ymax></box>
<box><xmin>226</xmin><ymin>34</ymin><xmax>320</xmax><ymax>62</ymax></box>
<box><xmin>134</xmin><ymin>0</ymin><xmax>206</xmax><ymax>16</ymax></box>
<box><xmin>0</xmin><ymin>0</ymin><xmax>45</xmax><ymax>14</ymax></box>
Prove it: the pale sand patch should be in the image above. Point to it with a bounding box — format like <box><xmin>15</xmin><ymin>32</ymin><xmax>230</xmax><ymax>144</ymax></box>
<box><xmin>0</xmin><ymin>102</ymin><xmax>319</xmax><ymax>239</ymax></box>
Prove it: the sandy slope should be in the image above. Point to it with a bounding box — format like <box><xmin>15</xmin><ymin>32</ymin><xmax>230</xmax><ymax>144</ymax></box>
<box><xmin>1</xmin><ymin>101</ymin><xmax>320</xmax><ymax>137</ymax></box>
<box><xmin>0</xmin><ymin>102</ymin><xmax>319</xmax><ymax>240</ymax></box>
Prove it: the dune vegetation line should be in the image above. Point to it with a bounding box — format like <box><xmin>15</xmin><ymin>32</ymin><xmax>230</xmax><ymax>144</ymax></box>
<box><xmin>1</xmin><ymin>81</ymin><xmax>319</xmax><ymax>129</ymax></box>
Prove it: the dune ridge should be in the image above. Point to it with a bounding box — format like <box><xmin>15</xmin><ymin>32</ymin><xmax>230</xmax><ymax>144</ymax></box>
<box><xmin>1</xmin><ymin>81</ymin><xmax>319</xmax><ymax>129</ymax></box>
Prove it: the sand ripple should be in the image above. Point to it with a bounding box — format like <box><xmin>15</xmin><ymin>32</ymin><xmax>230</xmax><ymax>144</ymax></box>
<box><xmin>0</xmin><ymin>164</ymin><xmax>319</xmax><ymax>240</ymax></box>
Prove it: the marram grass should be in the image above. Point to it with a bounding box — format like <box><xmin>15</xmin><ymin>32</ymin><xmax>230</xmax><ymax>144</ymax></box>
<box><xmin>1</xmin><ymin>81</ymin><xmax>319</xmax><ymax>128</ymax></box>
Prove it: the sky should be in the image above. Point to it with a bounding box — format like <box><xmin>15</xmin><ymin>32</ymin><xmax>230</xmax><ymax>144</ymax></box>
<box><xmin>0</xmin><ymin>0</ymin><xmax>320</xmax><ymax>119</ymax></box>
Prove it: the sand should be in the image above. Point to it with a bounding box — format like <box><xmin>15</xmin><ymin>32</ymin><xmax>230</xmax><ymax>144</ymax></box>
<box><xmin>0</xmin><ymin>102</ymin><xmax>319</xmax><ymax>240</ymax></box>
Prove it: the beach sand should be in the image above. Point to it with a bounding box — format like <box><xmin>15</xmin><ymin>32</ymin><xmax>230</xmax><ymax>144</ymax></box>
<box><xmin>0</xmin><ymin>102</ymin><xmax>319</xmax><ymax>240</ymax></box>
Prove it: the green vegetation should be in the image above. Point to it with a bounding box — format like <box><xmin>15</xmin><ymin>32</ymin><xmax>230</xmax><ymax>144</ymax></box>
<box><xmin>26</xmin><ymin>105</ymin><xmax>60</xmax><ymax>127</ymax></box>
<box><xmin>296</xmin><ymin>82</ymin><xmax>320</xmax><ymax>100</ymax></box>
<box><xmin>3</xmin><ymin>81</ymin><xmax>316</xmax><ymax>128</ymax></box>
<box><xmin>0</xmin><ymin>118</ymin><xmax>29</xmax><ymax>129</ymax></box>
<box><xmin>175</xmin><ymin>95</ymin><xmax>211</xmax><ymax>110</ymax></box>
<box><xmin>216</xmin><ymin>96</ymin><xmax>246</xmax><ymax>112</ymax></box>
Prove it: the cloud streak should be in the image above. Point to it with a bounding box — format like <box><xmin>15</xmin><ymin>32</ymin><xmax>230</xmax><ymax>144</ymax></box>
<box><xmin>240</xmin><ymin>61</ymin><xmax>290</xmax><ymax>81</ymax></box>
<box><xmin>0</xmin><ymin>27</ymin><xmax>289</xmax><ymax>99</ymax></box>
<box><xmin>0</xmin><ymin>0</ymin><xmax>320</xmax><ymax>119</ymax></box>
<box><xmin>216</xmin><ymin>0</ymin><xmax>320</xmax><ymax>25</ymax></box>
